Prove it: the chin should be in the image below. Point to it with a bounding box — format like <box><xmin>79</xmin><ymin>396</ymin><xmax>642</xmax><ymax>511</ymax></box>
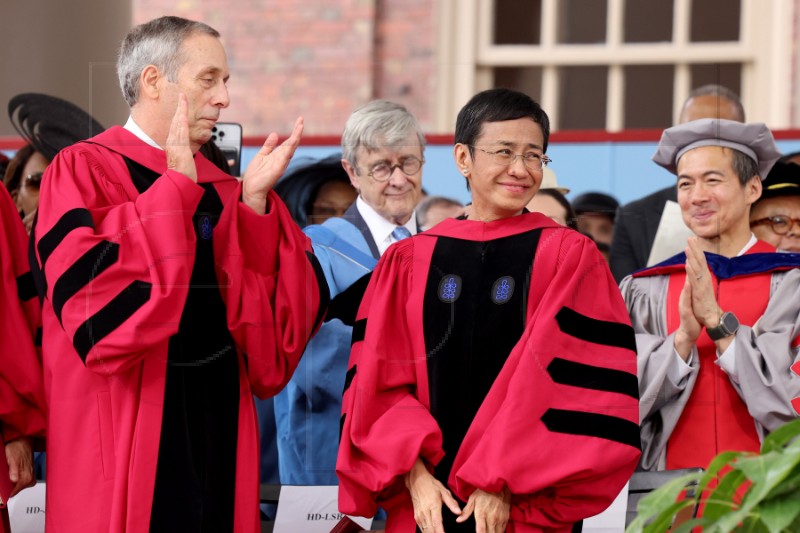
<box><xmin>193</xmin><ymin>128</ymin><xmax>213</xmax><ymax>145</ymax></box>
<box><xmin>501</xmin><ymin>199</ymin><xmax>528</xmax><ymax>215</ymax></box>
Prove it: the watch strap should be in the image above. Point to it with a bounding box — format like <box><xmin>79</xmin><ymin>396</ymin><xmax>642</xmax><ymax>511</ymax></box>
<box><xmin>707</xmin><ymin>312</ymin><xmax>739</xmax><ymax>341</ymax></box>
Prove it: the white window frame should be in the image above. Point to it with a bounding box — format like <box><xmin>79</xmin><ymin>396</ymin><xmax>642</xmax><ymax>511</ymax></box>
<box><xmin>435</xmin><ymin>0</ymin><xmax>795</xmax><ymax>131</ymax></box>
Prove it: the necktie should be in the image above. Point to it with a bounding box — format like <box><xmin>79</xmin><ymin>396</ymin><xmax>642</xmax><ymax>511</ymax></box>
<box><xmin>391</xmin><ymin>226</ymin><xmax>412</xmax><ymax>241</ymax></box>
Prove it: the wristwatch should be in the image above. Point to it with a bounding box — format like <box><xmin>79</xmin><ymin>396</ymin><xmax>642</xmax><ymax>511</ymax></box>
<box><xmin>706</xmin><ymin>311</ymin><xmax>740</xmax><ymax>341</ymax></box>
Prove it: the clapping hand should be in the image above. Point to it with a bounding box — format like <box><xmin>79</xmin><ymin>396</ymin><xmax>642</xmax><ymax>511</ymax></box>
<box><xmin>241</xmin><ymin>117</ymin><xmax>304</xmax><ymax>215</ymax></box>
<box><xmin>165</xmin><ymin>93</ymin><xmax>197</xmax><ymax>183</ymax></box>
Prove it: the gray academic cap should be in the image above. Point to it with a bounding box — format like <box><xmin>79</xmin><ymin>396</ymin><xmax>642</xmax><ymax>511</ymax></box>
<box><xmin>652</xmin><ymin>118</ymin><xmax>781</xmax><ymax>180</ymax></box>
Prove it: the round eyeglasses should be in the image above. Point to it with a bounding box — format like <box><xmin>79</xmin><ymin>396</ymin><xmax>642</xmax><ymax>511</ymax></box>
<box><xmin>751</xmin><ymin>215</ymin><xmax>800</xmax><ymax>235</ymax></box>
<box><xmin>470</xmin><ymin>146</ymin><xmax>551</xmax><ymax>171</ymax></box>
<box><xmin>361</xmin><ymin>156</ymin><xmax>424</xmax><ymax>182</ymax></box>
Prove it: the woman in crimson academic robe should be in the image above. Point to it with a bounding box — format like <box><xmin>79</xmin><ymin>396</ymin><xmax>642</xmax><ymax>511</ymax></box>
<box><xmin>337</xmin><ymin>89</ymin><xmax>641</xmax><ymax>533</ymax></box>
<box><xmin>0</xmin><ymin>183</ymin><xmax>45</xmax><ymax>532</ymax></box>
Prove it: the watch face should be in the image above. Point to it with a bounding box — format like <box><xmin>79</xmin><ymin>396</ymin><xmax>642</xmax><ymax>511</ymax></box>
<box><xmin>722</xmin><ymin>312</ymin><xmax>739</xmax><ymax>333</ymax></box>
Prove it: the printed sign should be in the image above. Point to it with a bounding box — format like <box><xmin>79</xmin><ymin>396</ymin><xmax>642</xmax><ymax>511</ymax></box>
<box><xmin>583</xmin><ymin>481</ymin><xmax>629</xmax><ymax>532</ymax></box>
<box><xmin>273</xmin><ymin>485</ymin><xmax>373</xmax><ymax>533</ymax></box>
<box><xmin>7</xmin><ymin>482</ymin><xmax>45</xmax><ymax>533</ymax></box>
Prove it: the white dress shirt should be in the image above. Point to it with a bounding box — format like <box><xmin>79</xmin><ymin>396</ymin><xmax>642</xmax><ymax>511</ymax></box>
<box><xmin>355</xmin><ymin>196</ymin><xmax>417</xmax><ymax>256</ymax></box>
<box><xmin>124</xmin><ymin>116</ymin><xmax>162</xmax><ymax>150</ymax></box>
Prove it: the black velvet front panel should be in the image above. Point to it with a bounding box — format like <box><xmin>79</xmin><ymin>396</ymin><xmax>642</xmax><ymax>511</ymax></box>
<box><xmin>422</xmin><ymin>228</ymin><xmax>540</xmax><ymax>532</ymax></box>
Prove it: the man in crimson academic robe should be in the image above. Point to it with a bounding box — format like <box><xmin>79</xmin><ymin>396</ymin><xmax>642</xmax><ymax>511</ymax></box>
<box><xmin>621</xmin><ymin>119</ymin><xmax>800</xmax><ymax>471</ymax></box>
<box><xmin>337</xmin><ymin>88</ymin><xmax>641</xmax><ymax>533</ymax></box>
<box><xmin>0</xmin><ymin>184</ymin><xmax>45</xmax><ymax>531</ymax></box>
<box><xmin>31</xmin><ymin>16</ymin><xmax>328</xmax><ymax>533</ymax></box>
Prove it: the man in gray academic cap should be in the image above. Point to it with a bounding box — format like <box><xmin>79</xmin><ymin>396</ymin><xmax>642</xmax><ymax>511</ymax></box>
<box><xmin>619</xmin><ymin>118</ymin><xmax>800</xmax><ymax>472</ymax></box>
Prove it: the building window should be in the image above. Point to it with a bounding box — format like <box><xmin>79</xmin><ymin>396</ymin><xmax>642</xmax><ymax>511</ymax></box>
<box><xmin>493</xmin><ymin>0</ymin><xmax>542</xmax><ymax>44</ymax></box>
<box><xmin>624</xmin><ymin>0</ymin><xmax>673</xmax><ymax>43</ymax></box>
<box><xmin>556</xmin><ymin>0</ymin><xmax>607</xmax><ymax>44</ymax></box>
<box><xmin>559</xmin><ymin>66</ymin><xmax>608</xmax><ymax>129</ymax></box>
<box><xmin>690</xmin><ymin>0</ymin><xmax>741</xmax><ymax>42</ymax></box>
<box><xmin>624</xmin><ymin>65</ymin><xmax>674</xmax><ymax>128</ymax></box>
<box><xmin>436</xmin><ymin>0</ymin><xmax>785</xmax><ymax>132</ymax></box>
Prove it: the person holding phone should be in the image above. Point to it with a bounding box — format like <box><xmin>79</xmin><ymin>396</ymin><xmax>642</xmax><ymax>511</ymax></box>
<box><xmin>32</xmin><ymin>16</ymin><xmax>328</xmax><ymax>533</ymax></box>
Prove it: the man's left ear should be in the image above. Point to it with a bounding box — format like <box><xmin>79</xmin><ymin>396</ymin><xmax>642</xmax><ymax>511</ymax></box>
<box><xmin>140</xmin><ymin>64</ymin><xmax>163</xmax><ymax>99</ymax></box>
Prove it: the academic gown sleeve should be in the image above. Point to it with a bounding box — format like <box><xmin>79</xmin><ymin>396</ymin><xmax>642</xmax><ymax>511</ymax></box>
<box><xmin>34</xmin><ymin>145</ymin><xmax>205</xmax><ymax>374</ymax></box>
<box><xmin>337</xmin><ymin>240</ymin><xmax>445</xmax><ymax>518</ymax></box>
<box><xmin>448</xmin><ymin>231</ymin><xmax>641</xmax><ymax>529</ymax></box>
<box><xmin>212</xmin><ymin>185</ymin><xmax>329</xmax><ymax>399</ymax></box>
<box><xmin>619</xmin><ymin>273</ymin><xmax>698</xmax><ymax>471</ymax></box>
<box><xmin>37</xmin><ymin>143</ymin><xmax>328</xmax><ymax>394</ymax></box>
<box><xmin>723</xmin><ymin>268</ymin><xmax>800</xmax><ymax>433</ymax></box>
<box><xmin>0</xmin><ymin>185</ymin><xmax>44</xmax><ymax>442</ymax></box>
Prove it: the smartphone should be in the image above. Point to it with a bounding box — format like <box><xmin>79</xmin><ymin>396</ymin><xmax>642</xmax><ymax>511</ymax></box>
<box><xmin>211</xmin><ymin>122</ymin><xmax>242</xmax><ymax>176</ymax></box>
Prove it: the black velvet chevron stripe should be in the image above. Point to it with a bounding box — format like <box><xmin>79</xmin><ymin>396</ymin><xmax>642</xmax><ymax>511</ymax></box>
<box><xmin>38</xmin><ymin>208</ymin><xmax>95</xmax><ymax>268</ymax></box>
<box><xmin>34</xmin><ymin>327</ymin><xmax>42</xmax><ymax>347</ymax></box>
<box><xmin>53</xmin><ymin>241</ymin><xmax>120</xmax><ymax>323</ymax></box>
<box><xmin>555</xmin><ymin>306</ymin><xmax>636</xmax><ymax>352</ymax></box>
<box><xmin>547</xmin><ymin>357</ymin><xmax>638</xmax><ymax>399</ymax></box>
<box><xmin>343</xmin><ymin>365</ymin><xmax>357</xmax><ymax>395</ymax></box>
<box><xmin>339</xmin><ymin>413</ymin><xmax>346</xmax><ymax>444</ymax></box>
<box><xmin>351</xmin><ymin>318</ymin><xmax>367</xmax><ymax>346</ymax></box>
<box><xmin>16</xmin><ymin>271</ymin><xmax>36</xmax><ymax>302</ymax></box>
<box><xmin>306</xmin><ymin>251</ymin><xmax>330</xmax><ymax>333</ymax></box>
<box><xmin>28</xmin><ymin>213</ymin><xmax>47</xmax><ymax>303</ymax></box>
<box><xmin>541</xmin><ymin>408</ymin><xmax>641</xmax><ymax>449</ymax></box>
<box><xmin>73</xmin><ymin>280</ymin><xmax>152</xmax><ymax>362</ymax></box>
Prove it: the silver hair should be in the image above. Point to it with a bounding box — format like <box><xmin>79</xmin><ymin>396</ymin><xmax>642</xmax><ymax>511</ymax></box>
<box><xmin>341</xmin><ymin>100</ymin><xmax>426</xmax><ymax>168</ymax></box>
<box><xmin>117</xmin><ymin>16</ymin><xmax>219</xmax><ymax>107</ymax></box>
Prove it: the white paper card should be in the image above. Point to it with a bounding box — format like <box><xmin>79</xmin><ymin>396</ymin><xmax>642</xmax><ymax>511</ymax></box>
<box><xmin>582</xmin><ymin>481</ymin><xmax>629</xmax><ymax>532</ymax></box>
<box><xmin>647</xmin><ymin>200</ymin><xmax>693</xmax><ymax>267</ymax></box>
<box><xmin>7</xmin><ymin>482</ymin><xmax>46</xmax><ymax>533</ymax></box>
<box><xmin>273</xmin><ymin>485</ymin><xmax>373</xmax><ymax>533</ymax></box>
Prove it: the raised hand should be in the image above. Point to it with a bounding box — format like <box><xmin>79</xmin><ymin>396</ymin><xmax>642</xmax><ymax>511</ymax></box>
<box><xmin>675</xmin><ymin>274</ymin><xmax>702</xmax><ymax>360</ymax></box>
<box><xmin>241</xmin><ymin>117</ymin><xmax>304</xmax><ymax>215</ymax></box>
<box><xmin>165</xmin><ymin>93</ymin><xmax>197</xmax><ymax>182</ymax></box>
<box><xmin>685</xmin><ymin>236</ymin><xmax>722</xmax><ymax>328</ymax></box>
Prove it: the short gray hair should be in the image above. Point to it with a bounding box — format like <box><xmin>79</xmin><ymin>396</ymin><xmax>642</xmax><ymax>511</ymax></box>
<box><xmin>684</xmin><ymin>84</ymin><xmax>746</xmax><ymax>122</ymax></box>
<box><xmin>117</xmin><ymin>16</ymin><xmax>219</xmax><ymax>107</ymax></box>
<box><xmin>341</xmin><ymin>100</ymin><xmax>426</xmax><ymax>167</ymax></box>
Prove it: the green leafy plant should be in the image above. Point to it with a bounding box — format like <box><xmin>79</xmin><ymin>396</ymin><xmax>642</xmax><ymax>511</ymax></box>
<box><xmin>626</xmin><ymin>418</ymin><xmax>800</xmax><ymax>533</ymax></box>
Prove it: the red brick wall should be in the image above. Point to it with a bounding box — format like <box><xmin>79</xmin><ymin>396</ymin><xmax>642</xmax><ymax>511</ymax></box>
<box><xmin>133</xmin><ymin>0</ymin><xmax>436</xmax><ymax>137</ymax></box>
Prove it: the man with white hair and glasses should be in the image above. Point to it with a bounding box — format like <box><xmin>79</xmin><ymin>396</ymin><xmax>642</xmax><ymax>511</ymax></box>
<box><xmin>274</xmin><ymin>99</ymin><xmax>426</xmax><ymax>486</ymax></box>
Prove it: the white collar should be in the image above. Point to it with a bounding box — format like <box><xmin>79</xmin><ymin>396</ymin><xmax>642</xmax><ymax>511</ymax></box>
<box><xmin>124</xmin><ymin>116</ymin><xmax>162</xmax><ymax>150</ymax></box>
<box><xmin>736</xmin><ymin>234</ymin><xmax>758</xmax><ymax>256</ymax></box>
<box><xmin>356</xmin><ymin>196</ymin><xmax>417</xmax><ymax>256</ymax></box>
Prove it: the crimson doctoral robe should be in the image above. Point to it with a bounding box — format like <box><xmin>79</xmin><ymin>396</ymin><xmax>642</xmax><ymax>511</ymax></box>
<box><xmin>337</xmin><ymin>213</ymin><xmax>641</xmax><ymax>532</ymax></box>
<box><xmin>33</xmin><ymin>126</ymin><xmax>327</xmax><ymax>533</ymax></box>
<box><xmin>0</xmin><ymin>183</ymin><xmax>44</xmax><ymax>443</ymax></box>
